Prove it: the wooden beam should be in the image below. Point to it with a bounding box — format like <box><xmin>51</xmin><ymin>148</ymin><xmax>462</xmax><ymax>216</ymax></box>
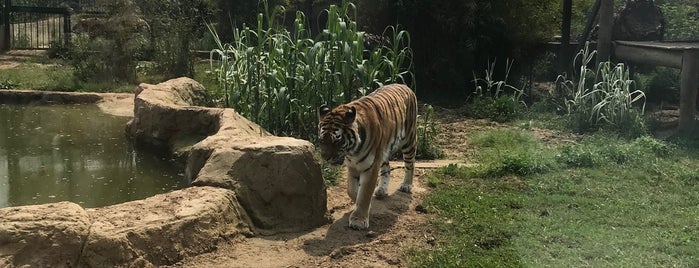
<box><xmin>679</xmin><ymin>50</ymin><xmax>699</xmax><ymax>133</ymax></box>
<box><xmin>614</xmin><ymin>43</ymin><xmax>683</xmax><ymax>68</ymax></box>
<box><xmin>597</xmin><ymin>0</ymin><xmax>614</xmax><ymax>66</ymax></box>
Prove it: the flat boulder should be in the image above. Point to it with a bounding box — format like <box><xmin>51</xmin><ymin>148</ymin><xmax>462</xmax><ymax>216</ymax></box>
<box><xmin>80</xmin><ymin>186</ymin><xmax>248</xmax><ymax>267</ymax></box>
<box><xmin>0</xmin><ymin>202</ymin><xmax>90</xmax><ymax>267</ymax></box>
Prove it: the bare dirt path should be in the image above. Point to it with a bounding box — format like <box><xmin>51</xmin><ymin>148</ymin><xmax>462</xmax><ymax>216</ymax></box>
<box><xmin>169</xmin><ymin>165</ymin><xmax>445</xmax><ymax>268</ymax></box>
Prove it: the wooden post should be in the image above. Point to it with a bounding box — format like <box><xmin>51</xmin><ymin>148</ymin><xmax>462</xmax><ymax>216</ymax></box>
<box><xmin>597</xmin><ymin>0</ymin><xmax>614</xmax><ymax>66</ymax></box>
<box><xmin>62</xmin><ymin>8</ymin><xmax>70</xmax><ymax>47</ymax></box>
<box><xmin>559</xmin><ymin>0</ymin><xmax>573</xmax><ymax>73</ymax></box>
<box><xmin>679</xmin><ymin>50</ymin><xmax>699</xmax><ymax>134</ymax></box>
<box><xmin>1</xmin><ymin>0</ymin><xmax>10</xmax><ymax>51</ymax></box>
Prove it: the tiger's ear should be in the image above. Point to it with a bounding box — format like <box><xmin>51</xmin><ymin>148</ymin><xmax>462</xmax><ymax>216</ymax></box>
<box><xmin>343</xmin><ymin>106</ymin><xmax>356</xmax><ymax>124</ymax></box>
<box><xmin>319</xmin><ymin>104</ymin><xmax>331</xmax><ymax>118</ymax></box>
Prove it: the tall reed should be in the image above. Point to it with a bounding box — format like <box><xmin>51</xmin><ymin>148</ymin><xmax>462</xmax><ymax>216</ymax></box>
<box><xmin>557</xmin><ymin>43</ymin><xmax>646</xmax><ymax>136</ymax></box>
<box><xmin>209</xmin><ymin>1</ymin><xmax>415</xmax><ymax>140</ymax></box>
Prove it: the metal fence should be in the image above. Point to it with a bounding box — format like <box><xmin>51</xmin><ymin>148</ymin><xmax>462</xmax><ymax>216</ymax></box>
<box><xmin>1</xmin><ymin>0</ymin><xmax>105</xmax><ymax>50</ymax></box>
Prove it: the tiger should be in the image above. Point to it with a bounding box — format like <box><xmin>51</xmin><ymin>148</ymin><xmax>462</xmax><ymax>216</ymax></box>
<box><xmin>317</xmin><ymin>83</ymin><xmax>418</xmax><ymax>230</ymax></box>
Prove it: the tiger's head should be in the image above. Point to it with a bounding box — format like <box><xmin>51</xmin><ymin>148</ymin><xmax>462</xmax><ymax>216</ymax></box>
<box><xmin>317</xmin><ymin>104</ymin><xmax>357</xmax><ymax>165</ymax></box>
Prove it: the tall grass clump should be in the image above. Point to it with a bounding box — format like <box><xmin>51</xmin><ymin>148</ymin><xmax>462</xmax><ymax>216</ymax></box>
<box><xmin>416</xmin><ymin>104</ymin><xmax>444</xmax><ymax>160</ymax></box>
<box><xmin>208</xmin><ymin>1</ymin><xmax>415</xmax><ymax>140</ymax></box>
<box><xmin>557</xmin><ymin>43</ymin><xmax>647</xmax><ymax>137</ymax></box>
<box><xmin>468</xmin><ymin>59</ymin><xmax>527</xmax><ymax>122</ymax></box>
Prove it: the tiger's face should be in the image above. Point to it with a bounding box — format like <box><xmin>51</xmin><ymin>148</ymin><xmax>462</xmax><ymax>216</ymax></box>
<box><xmin>317</xmin><ymin>104</ymin><xmax>357</xmax><ymax>165</ymax></box>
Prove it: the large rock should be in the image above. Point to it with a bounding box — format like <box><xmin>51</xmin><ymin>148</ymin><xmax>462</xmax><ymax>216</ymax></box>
<box><xmin>129</xmin><ymin>77</ymin><xmax>328</xmax><ymax>233</ymax></box>
<box><xmin>0</xmin><ymin>187</ymin><xmax>248</xmax><ymax>268</ymax></box>
<box><xmin>0</xmin><ymin>202</ymin><xmax>90</xmax><ymax>267</ymax></box>
<box><xmin>80</xmin><ymin>186</ymin><xmax>249</xmax><ymax>267</ymax></box>
<box><xmin>128</xmin><ymin>77</ymin><xmax>217</xmax><ymax>152</ymax></box>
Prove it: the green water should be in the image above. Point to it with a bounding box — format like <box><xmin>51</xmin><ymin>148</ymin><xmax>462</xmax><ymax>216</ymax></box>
<box><xmin>0</xmin><ymin>104</ymin><xmax>188</xmax><ymax>208</ymax></box>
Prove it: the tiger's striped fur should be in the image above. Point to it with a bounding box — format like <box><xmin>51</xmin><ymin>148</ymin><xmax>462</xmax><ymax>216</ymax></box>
<box><xmin>317</xmin><ymin>84</ymin><xmax>417</xmax><ymax>230</ymax></box>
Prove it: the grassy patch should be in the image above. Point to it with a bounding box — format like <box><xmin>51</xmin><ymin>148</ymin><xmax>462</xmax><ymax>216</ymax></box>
<box><xmin>0</xmin><ymin>62</ymin><xmax>137</xmax><ymax>93</ymax></box>
<box><xmin>409</xmin><ymin>128</ymin><xmax>699</xmax><ymax>267</ymax></box>
<box><xmin>469</xmin><ymin>129</ymin><xmax>557</xmax><ymax>177</ymax></box>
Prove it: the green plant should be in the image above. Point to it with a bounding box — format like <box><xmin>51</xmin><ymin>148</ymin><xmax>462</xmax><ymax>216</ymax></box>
<box><xmin>469</xmin><ymin>129</ymin><xmax>555</xmax><ymax>177</ymax></box>
<box><xmin>416</xmin><ymin>104</ymin><xmax>444</xmax><ymax>160</ymax></box>
<box><xmin>209</xmin><ymin>0</ymin><xmax>415</xmax><ymax>140</ymax></box>
<box><xmin>468</xmin><ymin>59</ymin><xmax>527</xmax><ymax>122</ymax></box>
<box><xmin>0</xmin><ymin>79</ymin><xmax>18</xmax><ymax>89</ymax></box>
<box><xmin>639</xmin><ymin>67</ymin><xmax>681</xmax><ymax>104</ymax></box>
<box><xmin>321</xmin><ymin>161</ymin><xmax>342</xmax><ymax>186</ymax></box>
<box><xmin>557</xmin><ymin>43</ymin><xmax>647</xmax><ymax>137</ymax></box>
<box><xmin>660</xmin><ymin>2</ymin><xmax>699</xmax><ymax>40</ymax></box>
<box><xmin>137</xmin><ymin>0</ymin><xmax>213</xmax><ymax>78</ymax></box>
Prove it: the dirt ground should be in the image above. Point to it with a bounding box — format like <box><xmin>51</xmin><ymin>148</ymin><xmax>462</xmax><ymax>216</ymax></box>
<box><xmin>166</xmin><ymin>105</ymin><xmax>580</xmax><ymax>268</ymax></box>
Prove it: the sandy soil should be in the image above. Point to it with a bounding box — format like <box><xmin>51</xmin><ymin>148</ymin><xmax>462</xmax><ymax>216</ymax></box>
<box><xmin>169</xmin><ymin>167</ymin><xmax>433</xmax><ymax>268</ymax></box>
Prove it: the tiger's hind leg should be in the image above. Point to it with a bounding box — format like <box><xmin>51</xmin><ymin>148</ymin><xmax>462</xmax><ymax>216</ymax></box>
<box><xmin>398</xmin><ymin>137</ymin><xmax>417</xmax><ymax>193</ymax></box>
<box><xmin>373</xmin><ymin>161</ymin><xmax>391</xmax><ymax>198</ymax></box>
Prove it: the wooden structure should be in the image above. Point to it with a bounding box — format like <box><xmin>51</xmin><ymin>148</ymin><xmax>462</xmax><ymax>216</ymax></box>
<box><xmin>584</xmin><ymin>0</ymin><xmax>699</xmax><ymax>133</ymax></box>
<box><xmin>614</xmin><ymin>41</ymin><xmax>699</xmax><ymax>132</ymax></box>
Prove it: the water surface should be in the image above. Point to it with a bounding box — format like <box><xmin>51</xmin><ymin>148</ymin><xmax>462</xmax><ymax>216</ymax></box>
<box><xmin>0</xmin><ymin>104</ymin><xmax>187</xmax><ymax>208</ymax></box>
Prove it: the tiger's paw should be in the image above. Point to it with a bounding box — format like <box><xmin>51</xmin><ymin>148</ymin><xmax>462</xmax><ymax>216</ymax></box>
<box><xmin>348</xmin><ymin>213</ymin><xmax>370</xmax><ymax>230</ymax></box>
<box><xmin>373</xmin><ymin>187</ymin><xmax>389</xmax><ymax>199</ymax></box>
<box><xmin>398</xmin><ymin>183</ymin><xmax>412</xmax><ymax>194</ymax></box>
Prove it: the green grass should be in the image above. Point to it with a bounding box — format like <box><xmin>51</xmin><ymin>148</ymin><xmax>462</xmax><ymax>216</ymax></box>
<box><xmin>409</xmin><ymin>128</ymin><xmax>699</xmax><ymax>267</ymax></box>
<box><xmin>0</xmin><ymin>62</ymin><xmax>137</xmax><ymax>93</ymax></box>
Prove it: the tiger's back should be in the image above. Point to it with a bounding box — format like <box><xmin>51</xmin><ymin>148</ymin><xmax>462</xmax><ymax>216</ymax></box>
<box><xmin>317</xmin><ymin>83</ymin><xmax>417</xmax><ymax>230</ymax></box>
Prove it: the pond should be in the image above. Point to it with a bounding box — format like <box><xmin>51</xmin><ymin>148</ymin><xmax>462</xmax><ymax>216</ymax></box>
<box><xmin>0</xmin><ymin>104</ymin><xmax>188</xmax><ymax>208</ymax></box>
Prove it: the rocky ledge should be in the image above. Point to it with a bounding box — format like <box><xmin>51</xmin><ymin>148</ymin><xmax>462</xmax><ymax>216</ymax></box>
<box><xmin>0</xmin><ymin>78</ymin><xmax>327</xmax><ymax>267</ymax></box>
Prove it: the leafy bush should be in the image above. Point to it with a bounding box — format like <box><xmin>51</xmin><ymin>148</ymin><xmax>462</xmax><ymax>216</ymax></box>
<box><xmin>557</xmin><ymin>44</ymin><xmax>647</xmax><ymax>137</ymax></box>
<box><xmin>637</xmin><ymin>67</ymin><xmax>681</xmax><ymax>105</ymax></box>
<box><xmin>136</xmin><ymin>0</ymin><xmax>213</xmax><ymax>78</ymax></box>
<box><xmin>0</xmin><ymin>79</ymin><xmax>18</xmax><ymax>89</ymax></box>
<box><xmin>467</xmin><ymin>59</ymin><xmax>526</xmax><ymax>122</ymax></box>
<box><xmin>660</xmin><ymin>2</ymin><xmax>699</xmax><ymax>40</ymax></box>
<box><xmin>209</xmin><ymin>1</ymin><xmax>415</xmax><ymax>140</ymax></box>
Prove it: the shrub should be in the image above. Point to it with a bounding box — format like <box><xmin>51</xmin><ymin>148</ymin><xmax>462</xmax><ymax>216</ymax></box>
<box><xmin>467</xmin><ymin>59</ymin><xmax>526</xmax><ymax>122</ymax></box>
<box><xmin>136</xmin><ymin>0</ymin><xmax>213</xmax><ymax>78</ymax></box>
<box><xmin>639</xmin><ymin>67</ymin><xmax>681</xmax><ymax>105</ymax></box>
<box><xmin>660</xmin><ymin>2</ymin><xmax>699</xmax><ymax>40</ymax></box>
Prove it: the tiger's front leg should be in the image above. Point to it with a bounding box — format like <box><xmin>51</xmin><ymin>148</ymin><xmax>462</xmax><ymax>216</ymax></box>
<box><xmin>347</xmin><ymin>167</ymin><xmax>360</xmax><ymax>202</ymax></box>
<box><xmin>349</xmin><ymin>164</ymin><xmax>380</xmax><ymax>230</ymax></box>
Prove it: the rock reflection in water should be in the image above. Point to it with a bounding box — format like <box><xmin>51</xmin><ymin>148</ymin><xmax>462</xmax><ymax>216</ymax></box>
<box><xmin>0</xmin><ymin>104</ymin><xmax>187</xmax><ymax>208</ymax></box>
